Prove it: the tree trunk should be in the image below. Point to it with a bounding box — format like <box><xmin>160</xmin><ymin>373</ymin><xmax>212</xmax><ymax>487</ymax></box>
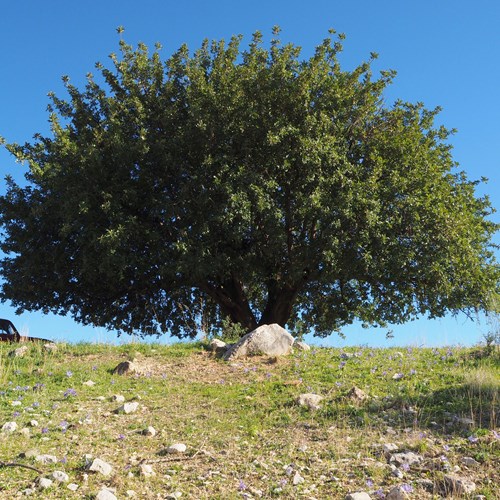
<box><xmin>258</xmin><ymin>280</ymin><xmax>298</xmax><ymax>327</ymax></box>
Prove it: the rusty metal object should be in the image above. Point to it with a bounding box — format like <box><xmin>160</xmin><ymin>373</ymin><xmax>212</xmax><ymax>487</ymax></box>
<box><xmin>0</xmin><ymin>319</ymin><xmax>52</xmax><ymax>343</ymax></box>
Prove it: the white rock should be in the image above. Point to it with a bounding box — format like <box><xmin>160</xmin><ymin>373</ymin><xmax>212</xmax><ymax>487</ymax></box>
<box><xmin>35</xmin><ymin>454</ymin><xmax>58</xmax><ymax>464</ymax></box>
<box><xmin>116</xmin><ymin>402</ymin><xmax>139</xmax><ymax>414</ymax></box>
<box><xmin>43</xmin><ymin>343</ymin><xmax>58</xmax><ymax>352</ymax></box>
<box><xmin>166</xmin><ymin>443</ymin><xmax>187</xmax><ymax>454</ymax></box>
<box><xmin>345</xmin><ymin>493</ymin><xmax>372</xmax><ymax>500</ymax></box>
<box><xmin>88</xmin><ymin>457</ymin><xmax>113</xmax><ymax>476</ymax></box>
<box><xmin>143</xmin><ymin>426</ymin><xmax>156</xmax><ymax>437</ymax></box>
<box><xmin>52</xmin><ymin>470</ymin><xmax>69</xmax><ymax>482</ymax></box>
<box><xmin>20</xmin><ymin>428</ymin><xmax>30</xmax><ymax>437</ymax></box>
<box><xmin>165</xmin><ymin>493</ymin><xmax>182</xmax><ymax>499</ymax></box>
<box><xmin>392</xmin><ymin>373</ymin><xmax>404</xmax><ymax>380</ymax></box>
<box><xmin>111</xmin><ymin>394</ymin><xmax>125</xmax><ymax>403</ymax></box>
<box><xmin>140</xmin><ymin>463</ymin><xmax>156</xmax><ymax>477</ymax></box>
<box><xmin>126</xmin><ymin>491</ymin><xmax>137</xmax><ymax>498</ymax></box>
<box><xmin>297</xmin><ymin>393</ymin><xmax>323</xmax><ymax>410</ymax></box>
<box><xmin>82</xmin><ymin>380</ymin><xmax>95</xmax><ymax>386</ymax></box>
<box><xmin>9</xmin><ymin>345</ymin><xmax>29</xmax><ymax>358</ymax></box>
<box><xmin>390</xmin><ymin>451</ymin><xmax>423</xmax><ymax>466</ymax></box>
<box><xmin>96</xmin><ymin>488</ymin><xmax>118</xmax><ymax>500</ymax></box>
<box><xmin>38</xmin><ymin>477</ymin><xmax>53</xmax><ymax>489</ymax></box>
<box><xmin>461</xmin><ymin>456</ymin><xmax>480</xmax><ymax>467</ymax></box>
<box><xmin>295</xmin><ymin>341</ymin><xmax>311</xmax><ymax>351</ymax></box>
<box><xmin>2</xmin><ymin>421</ymin><xmax>18</xmax><ymax>433</ymax></box>
<box><xmin>223</xmin><ymin>324</ymin><xmax>294</xmax><ymax>360</ymax></box>
<box><xmin>386</xmin><ymin>486</ymin><xmax>410</xmax><ymax>499</ymax></box>
<box><xmin>293</xmin><ymin>471</ymin><xmax>305</xmax><ymax>485</ymax></box>
<box><xmin>30</xmin><ymin>420</ymin><xmax>39</xmax><ymax>427</ymax></box>
<box><xmin>443</xmin><ymin>474</ymin><xmax>477</xmax><ymax>495</ymax></box>
<box><xmin>67</xmin><ymin>483</ymin><xmax>79</xmax><ymax>491</ymax></box>
<box><xmin>11</xmin><ymin>400</ymin><xmax>22</xmax><ymax>406</ymax></box>
<box><xmin>383</xmin><ymin>443</ymin><xmax>399</xmax><ymax>455</ymax></box>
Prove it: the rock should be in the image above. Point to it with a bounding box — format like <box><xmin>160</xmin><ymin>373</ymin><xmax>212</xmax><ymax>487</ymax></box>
<box><xmin>115</xmin><ymin>402</ymin><xmax>139</xmax><ymax>414</ymax></box>
<box><xmin>2</xmin><ymin>421</ymin><xmax>18</xmax><ymax>433</ymax></box>
<box><xmin>112</xmin><ymin>360</ymin><xmax>145</xmax><ymax>376</ymax></box>
<box><xmin>43</xmin><ymin>343</ymin><xmax>58</xmax><ymax>353</ymax></box>
<box><xmin>142</xmin><ymin>426</ymin><xmax>156</xmax><ymax>437</ymax></box>
<box><xmin>67</xmin><ymin>483</ymin><xmax>79</xmax><ymax>491</ymax></box>
<box><xmin>456</xmin><ymin>417</ymin><xmax>474</xmax><ymax>426</ymax></box>
<box><xmin>37</xmin><ymin>477</ymin><xmax>53</xmax><ymax>489</ymax></box>
<box><xmin>88</xmin><ymin>457</ymin><xmax>113</xmax><ymax>476</ymax></box>
<box><xmin>223</xmin><ymin>324</ymin><xmax>294</xmax><ymax>360</ymax></box>
<box><xmin>345</xmin><ymin>493</ymin><xmax>372</xmax><ymax>500</ymax></box>
<box><xmin>390</xmin><ymin>451</ymin><xmax>423</xmax><ymax>467</ymax></box>
<box><xmin>52</xmin><ymin>470</ymin><xmax>69</xmax><ymax>482</ymax></box>
<box><xmin>295</xmin><ymin>341</ymin><xmax>311</xmax><ymax>351</ymax></box>
<box><xmin>139</xmin><ymin>463</ymin><xmax>155</xmax><ymax>477</ymax></box>
<box><xmin>165</xmin><ymin>443</ymin><xmax>187</xmax><ymax>454</ymax></box>
<box><xmin>293</xmin><ymin>471</ymin><xmax>305</xmax><ymax>485</ymax></box>
<box><xmin>165</xmin><ymin>493</ymin><xmax>182</xmax><ymax>499</ymax></box>
<box><xmin>96</xmin><ymin>488</ymin><xmax>118</xmax><ymax>500</ymax></box>
<box><xmin>111</xmin><ymin>394</ymin><xmax>125</xmax><ymax>403</ymax></box>
<box><xmin>386</xmin><ymin>486</ymin><xmax>410</xmax><ymax>499</ymax></box>
<box><xmin>126</xmin><ymin>491</ymin><xmax>137</xmax><ymax>498</ymax></box>
<box><xmin>382</xmin><ymin>443</ymin><xmax>399</xmax><ymax>455</ymax></box>
<box><xmin>347</xmin><ymin>386</ymin><xmax>368</xmax><ymax>402</ymax></box>
<box><xmin>30</xmin><ymin>420</ymin><xmax>39</xmax><ymax>427</ymax></box>
<box><xmin>442</xmin><ymin>474</ymin><xmax>476</xmax><ymax>495</ymax></box>
<box><xmin>297</xmin><ymin>393</ymin><xmax>323</xmax><ymax>410</ymax></box>
<box><xmin>82</xmin><ymin>380</ymin><xmax>95</xmax><ymax>386</ymax></box>
<box><xmin>8</xmin><ymin>345</ymin><xmax>29</xmax><ymax>358</ymax></box>
<box><xmin>35</xmin><ymin>454</ymin><xmax>58</xmax><ymax>464</ymax></box>
<box><xmin>415</xmin><ymin>478</ymin><xmax>434</xmax><ymax>492</ymax></box>
<box><xmin>461</xmin><ymin>456</ymin><xmax>480</xmax><ymax>467</ymax></box>
<box><xmin>209</xmin><ymin>339</ymin><xmax>228</xmax><ymax>355</ymax></box>
<box><xmin>392</xmin><ymin>373</ymin><xmax>404</xmax><ymax>380</ymax></box>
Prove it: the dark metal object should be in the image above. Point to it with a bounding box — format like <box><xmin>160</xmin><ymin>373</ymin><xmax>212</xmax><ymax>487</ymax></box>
<box><xmin>0</xmin><ymin>318</ymin><xmax>52</xmax><ymax>343</ymax></box>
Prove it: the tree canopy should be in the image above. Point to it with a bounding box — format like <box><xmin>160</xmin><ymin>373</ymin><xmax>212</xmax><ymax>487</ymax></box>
<box><xmin>0</xmin><ymin>29</ymin><xmax>498</xmax><ymax>338</ymax></box>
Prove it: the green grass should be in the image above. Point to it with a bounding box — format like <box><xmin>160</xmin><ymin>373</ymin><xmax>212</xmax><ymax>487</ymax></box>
<box><xmin>0</xmin><ymin>342</ymin><xmax>498</xmax><ymax>498</ymax></box>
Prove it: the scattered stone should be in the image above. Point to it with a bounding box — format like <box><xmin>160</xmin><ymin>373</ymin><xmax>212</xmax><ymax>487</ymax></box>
<box><xmin>126</xmin><ymin>491</ymin><xmax>137</xmax><ymax>498</ymax></box>
<box><xmin>415</xmin><ymin>478</ymin><xmax>434</xmax><ymax>492</ymax></box>
<box><xmin>442</xmin><ymin>474</ymin><xmax>477</xmax><ymax>496</ymax></box>
<box><xmin>112</xmin><ymin>360</ymin><xmax>145</xmax><ymax>376</ymax></box>
<box><xmin>165</xmin><ymin>493</ymin><xmax>182</xmax><ymax>499</ymax></box>
<box><xmin>1</xmin><ymin>421</ymin><xmax>17</xmax><ymax>433</ymax></box>
<box><xmin>11</xmin><ymin>400</ymin><xmax>22</xmax><ymax>406</ymax></box>
<box><xmin>140</xmin><ymin>463</ymin><xmax>155</xmax><ymax>477</ymax></box>
<box><xmin>88</xmin><ymin>457</ymin><xmax>113</xmax><ymax>476</ymax></box>
<box><xmin>295</xmin><ymin>341</ymin><xmax>311</xmax><ymax>351</ymax></box>
<box><xmin>21</xmin><ymin>488</ymin><xmax>36</xmax><ymax>496</ymax></box>
<box><xmin>461</xmin><ymin>456</ymin><xmax>480</xmax><ymax>467</ymax></box>
<box><xmin>340</xmin><ymin>352</ymin><xmax>354</xmax><ymax>359</ymax></box>
<box><xmin>51</xmin><ymin>470</ymin><xmax>69</xmax><ymax>482</ymax></box>
<box><xmin>96</xmin><ymin>488</ymin><xmax>118</xmax><ymax>500</ymax></box>
<box><xmin>67</xmin><ymin>483</ymin><xmax>79</xmax><ymax>491</ymax></box>
<box><xmin>115</xmin><ymin>402</ymin><xmax>139</xmax><ymax>414</ymax></box>
<box><xmin>223</xmin><ymin>324</ymin><xmax>294</xmax><ymax>360</ymax></box>
<box><xmin>345</xmin><ymin>492</ymin><xmax>372</xmax><ymax>500</ymax></box>
<box><xmin>8</xmin><ymin>345</ymin><xmax>29</xmax><ymax>358</ymax></box>
<box><xmin>392</xmin><ymin>373</ymin><xmax>404</xmax><ymax>380</ymax></box>
<box><xmin>111</xmin><ymin>394</ymin><xmax>125</xmax><ymax>403</ymax></box>
<box><xmin>456</xmin><ymin>417</ymin><xmax>474</xmax><ymax>426</ymax></box>
<box><xmin>383</xmin><ymin>443</ymin><xmax>399</xmax><ymax>455</ymax></box>
<box><xmin>165</xmin><ymin>443</ymin><xmax>187</xmax><ymax>454</ymax></box>
<box><xmin>293</xmin><ymin>471</ymin><xmax>305</xmax><ymax>485</ymax></box>
<box><xmin>142</xmin><ymin>426</ymin><xmax>156</xmax><ymax>437</ymax></box>
<box><xmin>38</xmin><ymin>477</ymin><xmax>53</xmax><ymax>489</ymax></box>
<box><xmin>390</xmin><ymin>451</ymin><xmax>423</xmax><ymax>467</ymax></box>
<box><xmin>386</xmin><ymin>485</ymin><xmax>410</xmax><ymax>499</ymax></box>
<box><xmin>82</xmin><ymin>380</ymin><xmax>95</xmax><ymax>386</ymax></box>
<box><xmin>248</xmin><ymin>486</ymin><xmax>264</xmax><ymax>497</ymax></box>
<box><xmin>347</xmin><ymin>386</ymin><xmax>368</xmax><ymax>402</ymax></box>
<box><xmin>29</xmin><ymin>420</ymin><xmax>39</xmax><ymax>427</ymax></box>
<box><xmin>35</xmin><ymin>454</ymin><xmax>58</xmax><ymax>464</ymax></box>
<box><xmin>43</xmin><ymin>343</ymin><xmax>58</xmax><ymax>353</ymax></box>
<box><xmin>209</xmin><ymin>339</ymin><xmax>228</xmax><ymax>355</ymax></box>
<box><xmin>297</xmin><ymin>393</ymin><xmax>323</xmax><ymax>410</ymax></box>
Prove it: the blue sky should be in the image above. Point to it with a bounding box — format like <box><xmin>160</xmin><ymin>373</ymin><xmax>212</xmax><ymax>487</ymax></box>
<box><xmin>0</xmin><ymin>0</ymin><xmax>498</xmax><ymax>346</ymax></box>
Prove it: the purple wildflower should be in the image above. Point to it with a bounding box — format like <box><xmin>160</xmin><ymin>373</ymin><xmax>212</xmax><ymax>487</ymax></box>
<box><xmin>12</xmin><ymin>411</ymin><xmax>20</xmax><ymax>418</ymax></box>
<box><xmin>339</xmin><ymin>361</ymin><xmax>346</xmax><ymax>369</ymax></box>
<box><xmin>366</xmin><ymin>479</ymin><xmax>374</xmax><ymax>487</ymax></box>
<box><xmin>64</xmin><ymin>388</ymin><xmax>77</xmax><ymax>398</ymax></box>
<box><xmin>401</xmin><ymin>484</ymin><xmax>413</xmax><ymax>493</ymax></box>
<box><xmin>66</xmin><ymin>370</ymin><xmax>73</xmax><ymax>378</ymax></box>
<box><xmin>41</xmin><ymin>427</ymin><xmax>49</xmax><ymax>434</ymax></box>
<box><xmin>492</xmin><ymin>430</ymin><xmax>499</xmax><ymax>440</ymax></box>
<box><xmin>401</xmin><ymin>462</ymin><xmax>410</xmax><ymax>471</ymax></box>
<box><xmin>238</xmin><ymin>479</ymin><xmax>247</xmax><ymax>491</ymax></box>
<box><xmin>118</xmin><ymin>433</ymin><xmax>126</xmax><ymax>440</ymax></box>
<box><xmin>374</xmin><ymin>488</ymin><xmax>385</xmax><ymax>498</ymax></box>
<box><xmin>468</xmin><ymin>435</ymin><xmax>479</xmax><ymax>443</ymax></box>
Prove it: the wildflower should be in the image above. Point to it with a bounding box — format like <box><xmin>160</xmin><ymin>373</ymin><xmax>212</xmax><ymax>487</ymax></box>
<box><xmin>339</xmin><ymin>361</ymin><xmax>346</xmax><ymax>369</ymax></box>
<box><xmin>64</xmin><ymin>388</ymin><xmax>77</xmax><ymax>398</ymax></box>
<box><xmin>374</xmin><ymin>488</ymin><xmax>385</xmax><ymax>498</ymax></box>
<box><xmin>492</xmin><ymin>430</ymin><xmax>499</xmax><ymax>440</ymax></box>
<box><xmin>409</xmin><ymin>369</ymin><xmax>417</xmax><ymax>375</ymax></box>
<box><xmin>265</xmin><ymin>372</ymin><xmax>272</xmax><ymax>379</ymax></box>
<box><xmin>66</xmin><ymin>370</ymin><xmax>73</xmax><ymax>378</ymax></box>
<box><xmin>238</xmin><ymin>479</ymin><xmax>247</xmax><ymax>491</ymax></box>
<box><xmin>60</xmin><ymin>456</ymin><xmax>67</xmax><ymax>464</ymax></box>
<box><xmin>118</xmin><ymin>433</ymin><xmax>126</xmax><ymax>440</ymax></box>
<box><xmin>401</xmin><ymin>484</ymin><xmax>413</xmax><ymax>493</ymax></box>
<box><xmin>468</xmin><ymin>435</ymin><xmax>479</xmax><ymax>443</ymax></box>
<box><xmin>401</xmin><ymin>462</ymin><xmax>410</xmax><ymax>471</ymax></box>
<box><xmin>32</xmin><ymin>402</ymin><xmax>40</xmax><ymax>408</ymax></box>
<box><xmin>366</xmin><ymin>479</ymin><xmax>374</xmax><ymax>487</ymax></box>
<box><xmin>41</xmin><ymin>427</ymin><xmax>49</xmax><ymax>434</ymax></box>
<box><xmin>12</xmin><ymin>411</ymin><xmax>20</xmax><ymax>418</ymax></box>
<box><xmin>443</xmin><ymin>444</ymin><xmax>450</xmax><ymax>451</ymax></box>
<box><xmin>92</xmin><ymin>365</ymin><xmax>97</xmax><ymax>371</ymax></box>
<box><xmin>279</xmin><ymin>479</ymin><xmax>288</xmax><ymax>487</ymax></box>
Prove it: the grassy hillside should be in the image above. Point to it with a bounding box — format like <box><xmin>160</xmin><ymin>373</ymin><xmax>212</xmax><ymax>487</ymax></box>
<box><xmin>0</xmin><ymin>341</ymin><xmax>498</xmax><ymax>499</ymax></box>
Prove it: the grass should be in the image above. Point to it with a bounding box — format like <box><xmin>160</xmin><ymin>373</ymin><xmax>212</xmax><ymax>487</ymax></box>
<box><xmin>0</xmin><ymin>341</ymin><xmax>498</xmax><ymax>499</ymax></box>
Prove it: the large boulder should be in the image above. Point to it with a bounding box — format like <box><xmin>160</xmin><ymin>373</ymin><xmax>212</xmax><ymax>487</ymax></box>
<box><xmin>223</xmin><ymin>324</ymin><xmax>294</xmax><ymax>360</ymax></box>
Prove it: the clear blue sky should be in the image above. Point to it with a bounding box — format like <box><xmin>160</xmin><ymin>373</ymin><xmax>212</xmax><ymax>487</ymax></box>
<box><xmin>0</xmin><ymin>0</ymin><xmax>498</xmax><ymax>346</ymax></box>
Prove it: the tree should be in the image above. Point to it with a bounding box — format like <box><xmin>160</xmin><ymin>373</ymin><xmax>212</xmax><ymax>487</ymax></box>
<box><xmin>0</xmin><ymin>29</ymin><xmax>498</xmax><ymax>339</ymax></box>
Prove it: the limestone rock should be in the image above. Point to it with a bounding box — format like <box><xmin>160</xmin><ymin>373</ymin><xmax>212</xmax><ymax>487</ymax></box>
<box><xmin>38</xmin><ymin>477</ymin><xmax>53</xmax><ymax>489</ymax></box>
<box><xmin>209</xmin><ymin>339</ymin><xmax>228</xmax><ymax>355</ymax></box>
<box><xmin>461</xmin><ymin>456</ymin><xmax>480</xmax><ymax>467</ymax></box>
<box><xmin>294</xmin><ymin>341</ymin><xmax>311</xmax><ymax>351</ymax></box>
<box><xmin>442</xmin><ymin>474</ymin><xmax>476</xmax><ymax>496</ymax></box>
<box><xmin>386</xmin><ymin>486</ymin><xmax>410</xmax><ymax>499</ymax></box>
<box><xmin>142</xmin><ymin>426</ymin><xmax>156</xmax><ymax>437</ymax></box>
<box><xmin>1</xmin><ymin>421</ymin><xmax>18</xmax><ymax>433</ymax></box>
<box><xmin>35</xmin><ymin>454</ymin><xmax>58</xmax><ymax>464</ymax></box>
<box><xmin>115</xmin><ymin>402</ymin><xmax>139</xmax><ymax>414</ymax></box>
<box><xmin>223</xmin><ymin>324</ymin><xmax>294</xmax><ymax>360</ymax></box>
<box><xmin>165</xmin><ymin>443</ymin><xmax>187</xmax><ymax>454</ymax></box>
<box><xmin>297</xmin><ymin>393</ymin><xmax>323</xmax><ymax>410</ymax></box>
<box><xmin>390</xmin><ymin>451</ymin><xmax>423</xmax><ymax>467</ymax></box>
<box><xmin>88</xmin><ymin>457</ymin><xmax>113</xmax><ymax>476</ymax></box>
<box><xmin>347</xmin><ymin>386</ymin><xmax>368</xmax><ymax>402</ymax></box>
<box><xmin>112</xmin><ymin>360</ymin><xmax>145</xmax><ymax>376</ymax></box>
<box><xmin>52</xmin><ymin>470</ymin><xmax>69</xmax><ymax>482</ymax></box>
<box><xmin>8</xmin><ymin>345</ymin><xmax>29</xmax><ymax>358</ymax></box>
<box><xmin>345</xmin><ymin>492</ymin><xmax>372</xmax><ymax>500</ymax></box>
<box><xmin>96</xmin><ymin>488</ymin><xmax>118</xmax><ymax>500</ymax></box>
<box><xmin>43</xmin><ymin>343</ymin><xmax>58</xmax><ymax>353</ymax></box>
<box><xmin>111</xmin><ymin>394</ymin><xmax>125</xmax><ymax>403</ymax></box>
<box><xmin>140</xmin><ymin>463</ymin><xmax>155</xmax><ymax>477</ymax></box>
<box><xmin>67</xmin><ymin>483</ymin><xmax>79</xmax><ymax>491</ymax></box>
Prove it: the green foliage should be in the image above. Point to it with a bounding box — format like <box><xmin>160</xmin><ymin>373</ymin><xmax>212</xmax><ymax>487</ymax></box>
<box><xmin>0</xmin><ymin>29</ymin><xmax>498</xmax><ymax>339</ymax></box>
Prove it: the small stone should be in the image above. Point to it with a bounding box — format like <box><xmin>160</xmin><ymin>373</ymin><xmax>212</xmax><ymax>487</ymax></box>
<box><xmin>38</xmin><ymin>477</ymin><xmax>53</xmax><ymax>489</ymax></box>
<box><xmin>248</xmin><ymin>486</ymin><xmax>263</xmax><ymax>497</ymax></box>
<box><xmin>442</xmin><ymin>474</ymin><xmax>477</xmax><ymax>495</ymax></box>
<box><xmin>9</xmin><ymin>345</ymin><xmax>29</xmax><ymax>358</ymax></box>
<box><xmin>209</xmin><ymin>339</ymin><xmax>227</xmax><ymax>353</ymax></box>
<box><xmin>293</xmin><ymin>471</ymin><xmax>305</xmax><ymax>485</ymax></box>
<box><xmin>88</xmin><ymin>457</ymin><xmax>113</xmax><ymax>476</ymax></box>
<box><xmin>392</xmin><ymin>373</ymin><xmax>404</xmax><ymax>380</ymax></box>
<box><xmin>347</xmin><ymin>386</ymin><xmax>368</xmax><ymax>402</ymax></box>
<box><xmin>20</xmin><ymin>428</ymin><xmax>30</xmax><ymax>437</ymax></box>
<box><xmin>67</xmin><ymin>483</ymin><xmax>79</xmax><ymax>491</ymax></box>
<box><xmin>140</xmin><ymin>463</ymin><xmax>155</xmax><ymax>477</ymax></box>
<box><xmin>345</xmin><ymin>493</ymin><xmax>372</xmax><ymax>500</ymax></box>
<box><xmin>165</xmin><ymin>493</ymin><xmax>182</xmax><ymax>499</ymax></box>
<box><xmin>22</xmin><ymin>488</ymin><xmax>36</xmax><ymax>496</ymax></box>
<box><xmin>295</xmin><ymin>341</ymin><xmax>311</xmax><ymax>351</ymax></box>
<box><xmin>82</xmin><ymin>380</ymin><xmax>95</xmax><ymax>386</ymax></box>
<box><xmin>35</xmin><ymin>454</ymin><xmax>58</xmax><ymax>464</ymax></box>
<box><xmin>165</xmin><ymin>443</ymin><xmax>187</xmax><ymax>454</ymax></box>
<box><xmin>115</xmin><ymin>402</ymin><xmax>139</xmax><ymax>414</ymax></box>
<box><xmin>126</xmin><ymin>491</ymin><xmax>137</xmax><ymax>498</ymax></box>
<box><xmin>112</xmin><ymin>360</ymin><xmax>145</xmax><ymax>376</ymax></box>
<box><xmin>415</xmin><ymin>478</ymin><xmax>434</xmax><ymax>492</ymax></box>
<box><xmin>30</xmin><ymin>420</ymin><xmax>39</xmax><ymax>427</ymax></box>
<box><xmin>390</xmin><ymin>451</ymin><xmax>423</xmax><ymax>467</ymax></box>
<box><xmin>142</xmin><ymin>426</ymin><xmax>156</xmax><ymax>437</ymax></box>
<box><xmin>456</xmin><ymin>417</ymin><xmax>474</xmax><ymax>426</ymax></box>
<box><xmin>96</xmin><ymin>488</ymin><xmax>118</xmax><ymax>500</ymax></box>
<box><xmin>11</xmin><ymin>400</ymin><xmax>22</xmax><ymax>406</ymax></box>
<box><xmin>386</xmin><ymin>486</ymin><xmax>410</xmax><ymax>499</ymax></box>
<box><xmin>43</xmin><ymin>343</ymin><xmax>58</xmax><ymax>352</ymax></box>
<box><xmin>52</xmin><ymin>470</ymin><xmax>69</xmax><ymax>482</ymax></box>
<box><xmin>383</xmin><ymin>443</ymin><xmax>399</xmax><ymax>455</ymax></box>
<box><xmin>296</xmin><ymin>393</ymin><xmax>323</xmax><ymax>410</ymax></box>
<box><xmin>2</xmin><ymin>421</ymin><xmax>18</xmax><ymax>433</ymax></box>
<box><xmin>461</xmin><ymin>456</ymin><xmax>480</xmax><ymax>467</ymax></box>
